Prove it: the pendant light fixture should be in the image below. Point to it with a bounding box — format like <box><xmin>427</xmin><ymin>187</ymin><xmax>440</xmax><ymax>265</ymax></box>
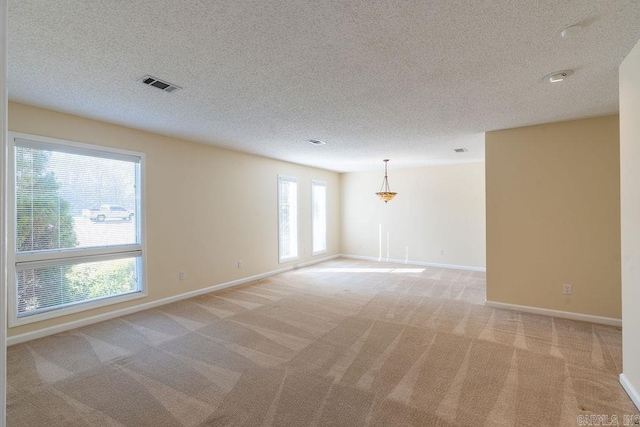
<box><xmin>375</xmin><ymin>159</ymin><xmax>397</xmax><ymax>203</ymax></box>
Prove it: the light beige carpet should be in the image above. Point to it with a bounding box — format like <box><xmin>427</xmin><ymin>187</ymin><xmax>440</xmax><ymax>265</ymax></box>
<box><xmin>7</xmin><ymin>258</ymin><xmax>638</xmax><ymax>426</ymax></box>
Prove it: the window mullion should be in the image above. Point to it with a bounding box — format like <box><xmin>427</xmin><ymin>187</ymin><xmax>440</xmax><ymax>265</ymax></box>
<box><xmin>15</xmin><ymin>244</ymin><xmax>143</xmax><ymax>264</ymax></box>
<box><xmin>16</xmin><ymin>249</ymin><xmax>143</xmax><ymax>271</ymax></box>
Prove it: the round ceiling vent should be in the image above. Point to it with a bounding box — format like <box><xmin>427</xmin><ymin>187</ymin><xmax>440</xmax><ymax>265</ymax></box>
<box><xmin>543</xmin><ymin>70</ymin><xmax>574</xmax><ymax>83</ymax></box>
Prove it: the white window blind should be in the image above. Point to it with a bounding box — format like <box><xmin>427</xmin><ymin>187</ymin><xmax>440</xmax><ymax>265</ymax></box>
<box><xmin>11</xmin><ymin>134</ymin><xmax>144</xmax><ymax>323</ymax></box>
<box><xmin>312</xmin><ymin>180</ymin><xmax>327</xmax><ymax>255</ymax></box>
<box><xmin>278</xmin><ymin>175</ymin><xmax>298</xmax><ymax>262</ymax></box>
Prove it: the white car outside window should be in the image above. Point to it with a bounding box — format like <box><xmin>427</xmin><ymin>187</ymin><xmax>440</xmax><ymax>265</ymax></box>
<box><xmin>83</xmin><ymin>204</ymin><xmax>134</xmax><ymax>222</ymax></box>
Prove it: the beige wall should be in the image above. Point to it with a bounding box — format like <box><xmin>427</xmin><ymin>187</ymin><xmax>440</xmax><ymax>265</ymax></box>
<box><xmin>7</xmin><ymin>102</ymin><xmax>341</xmax><ymax>337</ymax></box>
<box><xmin>486</xmin><ymin>115</ymin><xmax>621</xmax><ymax>319</ymax></box>
<box><xmin>341</xmin><ymin>163</ymin><xmax>486</xmax><ymax>269</ymax></box>
<box><xmin>620</xmin><ymin>39</ymin><xmax>640</xmax><ymax>405</ymax></box>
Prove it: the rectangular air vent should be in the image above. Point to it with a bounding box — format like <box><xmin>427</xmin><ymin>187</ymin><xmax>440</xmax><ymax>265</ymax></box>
<box><xmin>453</xmin><ymin>148</ymin><xmax>468</xmax><ymax>153</ymax></box>
<box><xmin>140</xmin><ymin>75</ymin><xmax>182</xmax><ymax>93</ymax></box>
<box><xmin>306</xmin><ymin>139</ymin><xmax>326</xmax><ymax>145</ymax></box>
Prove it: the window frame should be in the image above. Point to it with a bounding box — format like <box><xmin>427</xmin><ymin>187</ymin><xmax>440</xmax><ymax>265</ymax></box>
<box><xmin>277</xmin><ymin>174</ymin><xmax>299</xmax><ymax>263</ymax></box>
<box><xmin>311</xmin><ymin>179</ymin><xmax>327</xmax><ymax>256</ymax></box>
<box><xmin>7</xmin><ymin>131</ymin><xmax>147</xmax><ymax>326</ymax></box>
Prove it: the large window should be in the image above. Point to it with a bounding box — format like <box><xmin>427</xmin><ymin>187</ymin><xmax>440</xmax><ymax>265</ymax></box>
<box><xmin>312</xmin><ymin>180</ymin><xmax>327</xmax><ymax>255</ymax></box>
<box><xmin>9</xmin><ymin>133</ymin><xmax>145</xmax><ymax>325</ymax></box>
<box><xmin>278</xmin><ymin>175</ymin><xmax>298</xmax><ymax>263</ymax></box>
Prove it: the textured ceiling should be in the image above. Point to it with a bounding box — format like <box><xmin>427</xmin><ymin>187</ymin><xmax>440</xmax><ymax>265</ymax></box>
<box><xmin>8</xmin><ymin>1</ymin><xmax>640</xmax><ymax>172</ymax></box>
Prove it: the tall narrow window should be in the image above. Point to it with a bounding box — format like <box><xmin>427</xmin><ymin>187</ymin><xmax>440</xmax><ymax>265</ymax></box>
<box><xmin>278</xmin><ymin>175</ymin><xmax>298</xmax><ymax>263</ymax></box>
<box><xmin>312</xmin><ymin>180</ymin><xmax>327</xmax><ymax>255</ymax></box>
<box><xmin>9</xmin><ymin>133</ymin><xmax>145</xmax><ymax>325</ymax></box>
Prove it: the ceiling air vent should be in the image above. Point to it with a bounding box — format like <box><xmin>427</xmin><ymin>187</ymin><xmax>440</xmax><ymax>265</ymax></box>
<box><xmin>454</xmin><ymin>148</ymin><xmax>468</xmax><ymax>153</ymax></box>
<box><xmin>140</xmin><ymin>75</ymin><xmax>182</xmax><ymax>93</ymax></box>
<box><xmin>306</xmin><ymin>139</ymin><xmax>326</xmax><ymax>145</ymax></box>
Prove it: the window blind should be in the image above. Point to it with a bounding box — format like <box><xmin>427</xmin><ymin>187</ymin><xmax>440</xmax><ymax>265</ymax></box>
<box><xmin>278</xmin><ymin>176</ymin><xmax>298</xmax><ymax>262</ymax></box>
<box><xmin>13</xmin><ymin>136</ymin><xmax>143</xmax><ymax>319</ymax></box>
<box><xmin>312</xmin><ymin>180</ymin><xmax>327</xmax><ymax>254</ymax></box>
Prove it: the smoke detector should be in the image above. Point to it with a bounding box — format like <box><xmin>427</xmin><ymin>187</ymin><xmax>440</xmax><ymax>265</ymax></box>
<box><xmin>543</xmin><ymin>70</ymin><xmax>573</xmax><ymax>83</ymax></box>
<box><xmin>140</xmin><ymin>75</ymin><xmax>182</xmax><ymax>93</ymax></box>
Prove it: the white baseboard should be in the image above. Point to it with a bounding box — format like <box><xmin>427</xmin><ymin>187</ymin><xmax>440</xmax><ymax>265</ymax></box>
<box><xmin>6</xmin><ymin>254</ymin><xmax>340</xmax><ymax>346</ymax></box>
<box><xmin>620</xmin><ymin>373</ymin><xmax>640</xmax><ymax>411</ymax></box>
<box><xmin>485</xmin><ymin>300</ymin><xmax>622</xmax><ymax>327</ymax></box>
<box><xmin>340</xmin><ymin>254</ymin><xmax>486</xmax><ymax>272</ymax></box>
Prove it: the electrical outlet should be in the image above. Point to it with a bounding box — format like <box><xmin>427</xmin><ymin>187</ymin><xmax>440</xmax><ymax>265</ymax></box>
<box><xmin>439</xmin><ymin>249</ymin><xmax>444</xmax><ymax>256</ymax></box>
<box><xmin>563</xmin><ymin>284</ymin><xmax>572</xmax><ymax>295</ymax></box>
<box><xmin>179</xmin><ymin>272</ymin><xmax>185</xmax><ymax>280</ymax></box>
<box><xmin>237</xmin><ymin>260</ymin><xmax>243</xmax><ymax>269</ymax></box>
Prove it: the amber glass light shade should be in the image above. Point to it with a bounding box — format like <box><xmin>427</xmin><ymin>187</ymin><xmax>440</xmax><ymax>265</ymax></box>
<box><xmin>376</xmin><ymin>191</ymin><xmax>397</xmax><ymax>203</ymax></box>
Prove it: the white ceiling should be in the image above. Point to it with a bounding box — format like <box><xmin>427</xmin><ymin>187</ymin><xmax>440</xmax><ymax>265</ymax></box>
<box><xmin>8</xmin><ymin>1</ymin><xmax>640</xmax><ymax>172</ymax></box>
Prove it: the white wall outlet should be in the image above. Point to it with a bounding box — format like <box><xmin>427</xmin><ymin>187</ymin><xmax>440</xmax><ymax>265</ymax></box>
<box><xmin>439</xmin><ymin>249</ymin><xmax>444</xmax><ymax>256</ymax></box>
<box><xmin>563</xmin><ymin>284</ymin><xmax>572</xmax><ymax>295</ymax></box>
<box><xmin>179</xmin><ymin>272</ymin><xmax>185</xmax><ymax>280</ymax></box>
<box><xmin>237</xmin><ymin>260</ymin><xmax>243</xmax><ymax>269</ymax></box>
